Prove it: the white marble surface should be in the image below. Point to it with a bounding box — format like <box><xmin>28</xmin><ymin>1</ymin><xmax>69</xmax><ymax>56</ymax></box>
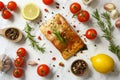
<box><xmin>0</xmin><ymin>0</ymin><xmax>120</xmax><ymax>80</ymax></box>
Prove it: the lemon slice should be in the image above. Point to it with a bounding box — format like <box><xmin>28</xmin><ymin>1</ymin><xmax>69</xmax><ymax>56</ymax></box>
<box><xmin>22</xmin><ymin>3</ymin><xmax>40</xmax><ymax>20</ymax></box>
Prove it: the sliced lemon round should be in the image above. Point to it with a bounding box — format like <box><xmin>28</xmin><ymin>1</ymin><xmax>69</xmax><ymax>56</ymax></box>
<box><xmin>22</xmin><ymin>3</ymin><xmax>40</xmax><ymax>20</ymax></box>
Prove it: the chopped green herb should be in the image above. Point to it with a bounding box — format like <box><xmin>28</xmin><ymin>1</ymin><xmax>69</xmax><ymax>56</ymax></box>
<box><xmin>24</xmin><ymin>23</ymin><xmax>45</xmax><ymax>53</ymax></box>
<box><xmin>53</xmin><ymin>30</ymin><xmax>66</xmax><ymax>44</ymax></box>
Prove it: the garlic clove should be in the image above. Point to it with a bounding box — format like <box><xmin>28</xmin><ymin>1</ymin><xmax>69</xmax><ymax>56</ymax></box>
<box><xmin>3</xmin><ymin>64</ymin><xmax>11</xmax><ymax>72</ymax></box>
<box><xmin>110</xmin><ymin>9</ymin><xmax>119</xmax><ymax>19</ymax></box>
<box><xmin>28</xmin><ymin>61</ymin><xmax>38</xmax><ymax>66</ymax></box>
<box><xmin>5</xmin><ymin>59</ymin><xmax>11</xmax><ymax>65</ymax></box>
<box><xmin>115</xmin><ymin>19</ymin><xmax>120</xmax><ymax>28</ymax></box>
<box><xmin>104</xmin><ymin>3</ymin><xmax>116</xmax><ymax>12</ymax></box>
<box><xmin>82</xmin><ymin>0</ymin><xmax>93</xmax><ymax>5</ymax></box>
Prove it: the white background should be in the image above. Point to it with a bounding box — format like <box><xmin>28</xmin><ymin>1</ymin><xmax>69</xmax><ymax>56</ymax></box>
<box><xmin>0</xmin><ymin>0</ymin><xmax>120</xmax><ymax>80</ymax></box>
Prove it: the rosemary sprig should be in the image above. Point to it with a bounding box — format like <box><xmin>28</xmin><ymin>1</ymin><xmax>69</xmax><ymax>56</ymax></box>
<box><xmin>24</xmin><ymin>23</ymin><xmax>45</xmax><ymax>53</ymax></box>
<box><xmin>53</xmin><ymin>30</ymin><xmax>66</xmax><ymax>44</ymax></box>
<box><xmin>92</xmin><ymin>9</ymin><xmax>120</xmax><ymax>60</ymax></box>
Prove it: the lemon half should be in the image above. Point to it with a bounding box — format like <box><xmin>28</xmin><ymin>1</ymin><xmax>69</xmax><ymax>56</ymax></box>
<box><xmin>91</xmin><ymin>54</ymin><xmax>114</xmax><ymax>74</ymax></box>
<box><xmin>22</xmin><ymin>3</ymin><xmax>40</xmax><ymax>20</ymax></box>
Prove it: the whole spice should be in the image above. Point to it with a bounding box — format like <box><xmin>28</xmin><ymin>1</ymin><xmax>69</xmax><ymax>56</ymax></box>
<box><xmin>115</xmin><ymin>19</ymin><xmax>120</xmax><ymax>28</ymax></box>
<box><xmin>5</xmin><ymin>28</ymin><xmax>19</xmax><ymax>40</ymax></box>
<box><xmin>71</xmin><ymin>59</ymin><xmax>88</xmax><ymax>76</ymax></box>
<box><xmin>110</xmin><ymin>9</ymin><xmax>119</xmax><ymax>19</ymax></box>
<box><xmin>24</xmin><ymin>23</ymin><xmax>45</xmax><ymax>53</ymax></box>
<box><xmin>104</xmin><ymin>3</ymin><xmax>116</xmax><ymax>12</ymax></box>
<box><xmin>92</xmin><ymin>9</ymin><xmax>120</xmax><ymax>60</ymax></box>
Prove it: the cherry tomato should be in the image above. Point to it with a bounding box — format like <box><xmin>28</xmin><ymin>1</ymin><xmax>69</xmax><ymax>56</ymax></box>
<box><xmin>7</xmin><ymin>1</ymin><xmax>17</xmax><ymax>11</ymax></box>
<box><xmin>37</xmin><ymin>64</ymin><xmax>50</xmax><ymax>77</ymax></box>
<box><xmin>70</xmin><ymin>2</ymin><xmax>81</xmax><ymax>14</ymax></box>
<box><xmin>13</xmin><ymin>68</ymin><xmax>23</xmax><ymax>78</ymax></box>
<box><xmin>77</xmin><ymin>10</ymin><xmax>90</xmax><ymax>22</ymax></box>
<box><xmin>2</xmin><ymin>10</ymin><xmax>12</xmax><ymax>19</ymax></box>
<box><xmin>17</xmin><ymin>48</ymin><xmax>27</xmax><ymax>57</ymax></box>
<box><xmin>14</xmin><ymin>57</ymin><xmax>24</xmax><ymax>67</ymax></box>
<box><xmin>85</xmin><ymin>29</ymin><xmax>97</xmax><ymax>40</ymax></box>
<box><xmin>0</xmin><ymin>1</ymin><xmax>4</xmax><ymax>11</ymax></box>
<box><xmin>42</xmin><ymin>0</ymin><xmax>54</xmax><ymax>5</ymax></box>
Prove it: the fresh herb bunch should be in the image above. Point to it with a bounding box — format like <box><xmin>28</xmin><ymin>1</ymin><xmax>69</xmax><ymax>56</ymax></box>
<box><xmin>92</xmin><ymin>9</ymin><xmax>120</xmax><ymax>60</ymax></box>
<box><xmin>53</xmin><ymin>30</ymin><xmax>66</xmax><ymax>44</ymax></box>
<box><xmin>24</xmin><ymin>23</ymin><xmax>45</xmax><ymax>53</ymax></box>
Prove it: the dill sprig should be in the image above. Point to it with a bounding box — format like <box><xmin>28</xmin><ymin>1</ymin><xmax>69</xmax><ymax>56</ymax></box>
<box><xmin>24</xmin><ymin>23</ymin><xmax>45</xmax><ymax>53</ymax></box>
<box><xmin>92</xmin><ymin>9</ymin><xmax>120</xmax><ymax>60</ymax></box>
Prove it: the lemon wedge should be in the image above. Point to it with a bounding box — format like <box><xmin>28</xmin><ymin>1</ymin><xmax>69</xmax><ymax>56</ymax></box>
<box><xmin>22</xmin><ymin>3</ymin><xmax>40</xmax><ymax>20</ymax></box>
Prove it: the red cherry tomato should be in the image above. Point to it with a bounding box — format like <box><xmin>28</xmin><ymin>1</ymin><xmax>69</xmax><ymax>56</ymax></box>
<box><xmin>42</xmin><ymin>0</ymin><xmax>54</xmax><ymax>5</ymax></box>
<box><xmin>70</xmin><ymin>2</ymin><xmax>81</xmax><ymax>14</ymax></box>
<box><xmin>0</xmin><ymin>1</ymin><xmax>4</xmax><ymax>11</ymax></box>
<box><xmin>14</xmin><ymin>57</ymin><xmax>24</xmax><ymax>67</ymax></box>
<box><xmin>7</xmin><ymin>1</ymin><xmax>17</xmax><ymax>11</ymax></box>
<box><xmin>2</xmin><ymin>10</ymin><xmax>12</xmax><ymax>19</ymax></box>
<box><xmin>77</xmin><ymin>10</ymin><xmax>90</xmax><ymax>22</ymax></box>
<box><xmin>85</xmin><ymin>29</ymin><xmax>97</xmax><ymax>40</ymax></box>
<box><xmin>17</xmin><ymin>48</ymin><xmax>27</xmax><ymax>57</ymax></box>
<box><xmin>13</xmin><ymin>68</ymin><xmax>23</xmax><ymax>78</ymax></box>
<box><xmin>37</xmin><ymin>64</ymin><xmax>50</xmax><ymax>77</ymax></box>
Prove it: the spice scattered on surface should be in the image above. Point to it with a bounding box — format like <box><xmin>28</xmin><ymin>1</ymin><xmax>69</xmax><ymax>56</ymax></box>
<box><xmin>84</xmin><ymin>38</ymin><xmax>87</xmax><ymax>42</ymax></box>
<box><xmin>62</xmin><ymin>7</ymin><xmax>65</xmax><ymax>9</ymax></box>
<box><xmin>53</xmin><ymin>65</ymin><xmax>55</xmax><ymax>67</ymax></box>
<box><xmin>77</xmin><ymin>30</ymin><xmax>80</xmax><ymax>33</ymax></box>
<box><xmin>45</xmin><ymin>16</ymin><xmax>47</xmax><ymax>18</ymax></box>
<box><xmin>68</xmin><ymin>70</ymin><xmax>70</xmax><ymax>72</ymax></box>
<box><xmin>38</xmin><ymin>58</ymin><xmax>40</xmax><ymax>60</ymax></box>
<box><xmin>38</xmin><ymin>36</ymin><xmax>42</xmax><ymax>40</ymax></box>
<box><xmin>94</xmin><ymin>44</ymin><xmax>97</xmax><ymax>47</ymax></box>
<box><xmin>51</xmin><ymin>12</ymin><xmax>54</xmax><ymax>14</ymax></box>
<box><xmin>59</xmin><ymin>62</ymin><xmax>64</xmax><ymax>67</ymax></box>
<box><xmin>52</xmin><ymin>57</ymin><xmax>56</xmax><ymax>61</ymax></box>
<box><xmin>50</xmin><ymin>51</ymin><xmax>52</xmax><ymax>53</ymax></box>
<box><xmin>73</xmin><ymin>25</ymin><xmax>76</xmax><ymax>28</ymax></box>
<box><xmin>44</xmin><ymin>8</ymin><xmax>49</xmax><ymax>12</ymax></box>
<box><xmin>74</xmin><ymin>54</ymin><xmax>77</xmax><ymax>56</ymax></box>
<box><xmin>80</xmin><ymin>51</ymin><xmax>83</xmax><ymax>53</ymax></box>
<box><xmin>57</xmin><ymin>75</ymin><xmax>59</xmax><ymax>77</ymax></box>
<box><xmin>55</xmin><ymin>2</ymin><xmax>59</xmax><ymax>5</ymax></box>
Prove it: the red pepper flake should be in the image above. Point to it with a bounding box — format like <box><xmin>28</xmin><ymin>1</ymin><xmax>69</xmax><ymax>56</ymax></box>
<box><xmin>59</xmin><ymin>62</ymin><xmax>64</xmax><ymax>67</ymax></box>
<box><xmin>44</xmin><ymin>8</ymin><xmax>49</xmax><ymax>12</ymax></box>
<box><xmin>52</xmin><ymin>57</ymin><xmax>56</xmax><ymax>61</ymax></box>
<box><xmin>56</xmin><ymin>6</ymin><xmax>59</xmax><ymax>9</ymax></box>
<box><xmin>73</xmin><ymin>25</ymin><xmax>76</xmax><ymax>28</ymax></box>
<box><xmin>80</xmin><ymin>51</ymin><xmax>83</xmax><ymax>54</ymax></box>
<box><xmin>38</xmin><ymin>36</ymin><xmax>42</xmax><ymax>40</ymax></box>
<box><xmin>77</xmin><ymin>30</ymin><xmax>80</xmax><ymax>33</ymax></box>
<box><xmin>40</xmin><ymin>19</ymin><xmax>42</xmax><ymax>22</ymax></box>
<box><xmin>47</xmin><ymin>30</ymin><xmax>51</xmax><ymax>34</ymax></box>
